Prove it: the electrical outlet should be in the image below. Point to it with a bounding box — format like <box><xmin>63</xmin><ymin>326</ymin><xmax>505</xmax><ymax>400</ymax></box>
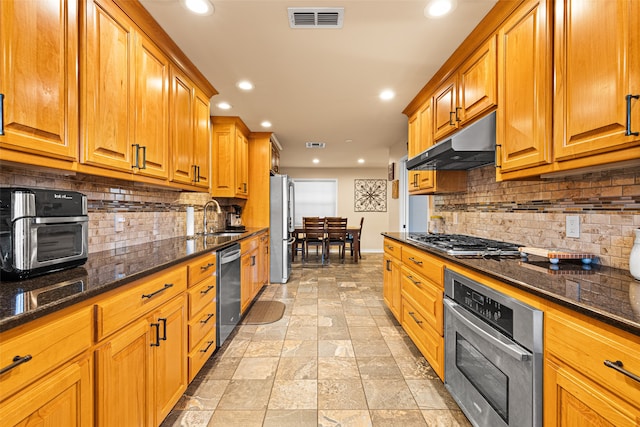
<box><xmin>566</xmin><ymin>215</ymin><xmax>580</xmax><ymax>238</ymax></box>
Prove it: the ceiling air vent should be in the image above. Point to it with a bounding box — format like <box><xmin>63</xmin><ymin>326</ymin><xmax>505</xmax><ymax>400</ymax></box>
<box><xmin>288</xmin><ymin>8</ymin><xmax>344</xmax><ymax>29</ymax></box>
<box><xmin>305</xmin><ymin>142</ymin><xmax>326</xmax><ymax>148</ymax></box>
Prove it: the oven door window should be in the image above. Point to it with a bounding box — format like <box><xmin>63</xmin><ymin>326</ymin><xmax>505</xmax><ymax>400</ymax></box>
<box><xmin>456</xmin><ymin>331</ymin><xmax>508</xmax><ymax>423</ymax></box>
<box><xmin>36</xmin><ymin>223</ymin><xmax>84</xmax><ymax>262</ymax></box>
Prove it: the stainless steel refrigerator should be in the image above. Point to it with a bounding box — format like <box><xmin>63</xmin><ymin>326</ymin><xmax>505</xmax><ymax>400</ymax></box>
<box><xmin>270</xmin><ymin>175</ymin><xmax>295</xmax><ymax>283</ymax></box>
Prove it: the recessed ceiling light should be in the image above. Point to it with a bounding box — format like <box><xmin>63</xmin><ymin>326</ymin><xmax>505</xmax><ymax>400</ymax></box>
<box><xmin>217</xmin><ymin>102</ymin><xmax>231</xmax><ymax>110</ymax></box>
<box><xmin>379</xmin><ymin>89</ymin><xmax>395</xmax><ymax>101</ymax></box>
<box><xmin>181</xmin><ymin>0</ymin><xmax>214</xmax><ymax>16</ymax></box>
<box><xmin>424</xmin><ymin>0</ymin><xmax>456</xmax><ymax>18</ymax></box>
<box><xmin>261</xmin><ymin>121</ymin><xmax>272</xmax><ymax>128</ymax></box>
<box><xmin>237</xmin><ymin>80</ymin><xmax>254</xmax><ymax>91</ymax></box>
<box><xmin>358</xmin><ymin>159</ymin><xmax>365</xmax><ymax>164</ymax></box>
<box><xmin>345</xmin><ymin>139</ymin><xmax>353</xmax><ymax>143</ymax></box>
<box><xmin>312</xmin><ymin>158</ymin><xmax>320</xmax><ymax>164</ymax></box>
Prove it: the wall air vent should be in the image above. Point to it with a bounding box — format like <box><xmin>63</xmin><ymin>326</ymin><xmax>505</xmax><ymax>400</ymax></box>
<box><xmin>288</xmin><ymin>8</ymin><xmax>344</xmax><ymax>29</ymax></box>
<box><xmin>305</xmin><ymin>142</ymin><xmax>326</xmax><ymax>148</ymax></box>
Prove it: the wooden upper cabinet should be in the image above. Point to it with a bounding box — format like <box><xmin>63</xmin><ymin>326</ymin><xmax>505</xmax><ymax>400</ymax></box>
<box><xmin>0</xmin><ymin>0</ymin><xmax>79</xmax><ymax>160</ymax></box>
<box><xmin>553</xmin><ymin>0</ymin><xmax>640</xmax><ymax>161</ymax></box>
<box><xmin>433</xmin><ymin>76</ymin><xmax>458</xmax><ymax>141</ymax></box>
<box><xmin>458</xmin><ymin>35</ymin><xmax>497</xmax><ymax>124</ymax></box>
<box><xmin>496</xmin><ymin>0</ymin><xmax>553</xmax><ymax>174</ymax></box>
<box><xmin>133</xmin><ymin>33</ymin><xmax>169</xmax><ymax>179</ymax></box>
<box><xmin>211</xmin><ymin>116</ymin><xmax>250</xmax><ymax>199</ymax></box>
<box><xmin>83</xmin><ymin>0</ymin><xmax>135</xmax><ymax>171</ymax></box>
<box><xmin>169</xmin><ymin>68</ymin><xmax>194</xmax><ymax>185</ymax></box>
<box><xmin>193</xmin><ymin>88</ymin><xmax>211</xmax><ymax>189</ymax></box>
<box><xmin>169</xmin><ymin>67</ymin><xmax>210</xmax><ymax>188</ymax></box>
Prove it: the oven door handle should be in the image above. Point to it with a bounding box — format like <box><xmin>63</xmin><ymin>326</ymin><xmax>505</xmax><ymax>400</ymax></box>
<box><xmin>33</xmin><ymin>216</ymin><xmax>88</xmax><ymax>224</ymax></box>
<box><xmin>444</xmin><ymin>299</ymin><xmax>531</xmax><ymax>362</ymax></box>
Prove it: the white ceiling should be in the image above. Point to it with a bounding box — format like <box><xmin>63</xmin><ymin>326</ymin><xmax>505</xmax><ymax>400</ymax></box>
<box><xmin>140</xmin><ymin>0</ymin><xmax>497</xmax><ymax>168</ymax></box>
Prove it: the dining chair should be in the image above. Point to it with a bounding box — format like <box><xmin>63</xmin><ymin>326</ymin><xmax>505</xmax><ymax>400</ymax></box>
<box><xmin>347</xmin><ymin>216</ymin><xmax>364</xmax><ymax>260</ymax></box>
<box><xmin>302</xmin><ymin>217</ymin><xmax>326</xmax><ymax>264</ymax></box>
<box><xmin>325</xmin><ymin>217</ymin><xmax>348</xmax><ymax>263</ymax></box>
<box><xmin>292</xmin><ymin>229</ymin><xmax>305</xmax><ymax>261</ymax></box>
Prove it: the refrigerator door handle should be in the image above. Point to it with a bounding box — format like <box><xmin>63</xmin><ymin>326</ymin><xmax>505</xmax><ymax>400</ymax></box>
<box><xmin>286</xmin><ymin>236</ymin><xmax>296</xmax><ymax>245</ymax></box>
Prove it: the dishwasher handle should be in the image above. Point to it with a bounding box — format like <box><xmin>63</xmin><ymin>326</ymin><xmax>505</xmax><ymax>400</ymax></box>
<box><xmin>219</xmin><ymin>247</ymin><xmax>241</xmax><ymax>264</ymax></box>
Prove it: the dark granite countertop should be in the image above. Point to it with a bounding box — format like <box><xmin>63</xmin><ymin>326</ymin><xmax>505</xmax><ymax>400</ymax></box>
<box><xmin>383</xmin><ymin>232</ymin><xmax>640</xmax><ymax>336</ymax></box>
<box><xmin>0</xmin><ymin>228</ymin><xmax>268</xmax><ymax>333</ymax></box>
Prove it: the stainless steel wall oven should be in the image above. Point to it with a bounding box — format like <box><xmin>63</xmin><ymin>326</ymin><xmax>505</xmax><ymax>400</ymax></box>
<box><xmin>444</xmin><ymin>269</ymin><xmax>543</xmax><ymax>427</ymax></box>
<box><xmin>0</xmin><ymin>188</ymin><xmax>88</xmax><ymax>279</ymax></box>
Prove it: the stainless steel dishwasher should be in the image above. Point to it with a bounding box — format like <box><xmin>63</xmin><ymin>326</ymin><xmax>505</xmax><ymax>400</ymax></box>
<box><xmin>217</xmin><ymin>243</ymin><xmax>241</xmax><ymax>346</ymax></box>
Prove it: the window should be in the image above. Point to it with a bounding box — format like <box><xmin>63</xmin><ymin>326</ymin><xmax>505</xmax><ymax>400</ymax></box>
<box><xmin>292</xmin><ymin>179</ymin><xmax>337</xmax><ymax>226</ymax></box>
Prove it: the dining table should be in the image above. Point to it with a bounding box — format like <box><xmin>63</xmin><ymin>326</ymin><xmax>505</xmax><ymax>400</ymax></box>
<box><xmin>293</xmin><ymin>225</ymin><xmax>361</xmax><ymax>263</ymax></box>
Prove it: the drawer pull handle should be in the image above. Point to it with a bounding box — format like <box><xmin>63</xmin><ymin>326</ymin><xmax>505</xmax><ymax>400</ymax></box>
<box><xmin>200</xmin><ymin>263</ymin><xmax>215</xmax><ymax>271</ymax></box>
<box><xmin>141</xmin><ymin>283</ymin><xmax>173</xmax><ymax>299</ymax></box>
<box><xmin>0</xmin><ymin>354</ymin><xmax>33</xmax><ymax>375</ymax></box>
<box><xmin>200</xmin><ymin>285</ymin><xmax>215</xmax><ymax>295</ymax></box>
<box><xmin>408</xmin><ymin>311</ymin><xmax>423</xmax><ymax>324</ymax></box>
<box><xmin>385</xmin><ymin>245</ymin><xmax>394</xmax><ymax>250</ymax></box>
<box><xmin>604</xmin><ymin>360</ymin><xmax>640</xmax><ymax>383</ymax></box>
<box><xmin>407</xmin><ymin>275</ymin><xmax>421</xmax><ymax>286</ymax></box>
<box><xmin>408</xmin><ymin>257</ymin><xmax>423</xmax><ymax>265</ymax></box>
<box><xmin>151</xmin><ymin>323</ymin><xmax>161</xmax><ymax>347</ymax></box>
<box><xmin>200</xmin><ymin>340</ymin><xmax>215</xmax><ymax>353</ymax></box>
<box><xmin>200</xmin><ymin>313</ymin><xmax>215</xmax><ymax>324</ymax></box>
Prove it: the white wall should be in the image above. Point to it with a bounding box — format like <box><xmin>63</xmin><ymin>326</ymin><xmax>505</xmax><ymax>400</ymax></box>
<box><xmin>280</xmin><ymin>167</ymin><xmax>390</xmax><ymax>252</ymax></box>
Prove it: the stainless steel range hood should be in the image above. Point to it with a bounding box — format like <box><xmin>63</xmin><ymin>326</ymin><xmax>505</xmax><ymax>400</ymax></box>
<box><xmin>407</xmin><ymin>111</ymin><xmax>496</xmax><ymax>170</ymax></box>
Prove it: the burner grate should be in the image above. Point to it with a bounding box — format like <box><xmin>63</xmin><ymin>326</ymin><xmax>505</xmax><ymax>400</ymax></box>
<box><xmin>407</xmin><ymin>233</ymin><xmax>522</xmax><ymax>257</ymax></box>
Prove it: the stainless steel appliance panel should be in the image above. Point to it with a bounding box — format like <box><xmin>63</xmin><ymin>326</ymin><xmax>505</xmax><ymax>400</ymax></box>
<box><xmin>217</xmin><ymin>244</ymin><xmax>241</xmax><ymax>346</ymax></box>
<box><xmin>270</xmin><ymin>175</ymin><xmax>295</xmax><ymax>283</ymax></box>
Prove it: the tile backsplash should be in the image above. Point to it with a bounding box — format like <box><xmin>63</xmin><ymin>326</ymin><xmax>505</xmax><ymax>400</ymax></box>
<box><xmin>434</xmin><ymin>165</ymin><xmax>640</xmax><ymax>269</ymax></box>
<box><xmin>0</xmin><ymin>164</ymin><xmax>211</xmax><ymax>253</ymax></box>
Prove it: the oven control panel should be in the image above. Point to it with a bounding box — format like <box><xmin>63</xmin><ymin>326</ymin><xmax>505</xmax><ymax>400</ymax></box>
<box><xmin>453</xmin><ymin>280</ymin><xmax>514</xmax><ymax>338</ymax></box>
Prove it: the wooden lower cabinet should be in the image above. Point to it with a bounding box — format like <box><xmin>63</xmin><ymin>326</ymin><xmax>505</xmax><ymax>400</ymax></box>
<box><xmin>241</xmin><ymin>233</ymin><xmax>266</xmax><ymax>314</ymax></box>
<box><xmin>544</xmin><ymin>306</ymin><xmax>640</xmax><ymax>426</ymax></box>
<box><xmin>95</xmin><ymin>295</ymin><xmax>187</xmax><ymax>427</ymax></box>
<box><xmin>0</xmin><ymin>355</ymin><xmax>92</xmax><ymax>427</ymax></box>
<box><xmin>383</xmin><ymin>252</ymin><xmax>401</xmax><ymax>321</ymax></box>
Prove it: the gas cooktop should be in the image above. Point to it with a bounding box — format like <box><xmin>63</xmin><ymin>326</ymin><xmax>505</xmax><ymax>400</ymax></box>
<box><xmin>407</xmin><ymin>233</ymin><xmax>522</xmax><ymax>257</ymax></box>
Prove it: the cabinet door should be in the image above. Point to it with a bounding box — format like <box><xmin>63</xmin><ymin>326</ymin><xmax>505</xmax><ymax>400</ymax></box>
<box><xmin>458</xmin><ymin>35</ymin><xmax>497</xmax><ymax>124</ymax></box>
<box><xmin>83</xmin><ymin>0</ymin><xmax>135</xmax><ymax>171</ymax></box>
<box><xmin>383</xmin><ymin>253</ymin><xmax>401</xmax><ymax>321</ymax></box>
<box><xmin>496</xmin><ymin>0</ymin><xmax>552</xmax><ymax>173</ymax></box>
<box><xmin>134</xmin><ymin>33</ymin><xmax>169</xmax><ymax>179</ymax></box>
<box><xmin>153</xmin><ymin>296</ymin><xmax>187</xmax><ymax>424</ymax></box>
<box><xmin>170</xmin><ymin>68</ymin><xmax>194</xmax><ymax>185</ymax></box>
<box><xmin>236</xmin><ymin>131</ymin><xmax>249</xmax><ymax>197</ymax></box>
<box><xmin>193</xmin><ymin>88</ymin><xmax>211</xmax><ymax>189</ymax></box>
<box><xmin>553</xmin><ymin>0</ymin><xmax>640</xmax><ymax>161</ymax></box>
<box><xmin>545</xmin><ymin>358</ymin><xmax>638</xmax><ymax>427</ymax></box>
<box><xmin>0</xmin><ymin>356</ymin><xmax>92</xmax><ymax>426</ymax></box>
<box><xmin>407</xmin><ymin>112</ymin><xmax>420</xmax><ymax>158</ymax></box>
<box><xmin>433</xmin><ymin>76</ymin><xmax>458</xmax><ymax>141</ymax></box>
<box><xmin>240</xmin><ymin>249</ymin><xmax>257</xmax><ymax>314</ymax></box>
<box><xmin>95</xmin><ymin>317</ymin><xmax>153</xmax><ymax>427</ymax></box>
<box><xmin>211</xmin><ymin>122</ymin><xmax>236</xmax><ymax>197</ymax></box>
<box><xmin>0</xmin><ymin>0</ymin><xmax>79</xmax><ymax>160</ymax></box>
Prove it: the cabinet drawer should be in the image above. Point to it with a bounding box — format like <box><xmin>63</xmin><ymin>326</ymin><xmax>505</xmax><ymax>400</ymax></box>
<box><xmin>187</xmin><ymin>253</ymin><xmax>216</xmax><ymax>287</ymax></box>
<box><xmin>241</xmin><ymin>236</ymin><xmax>259</xmax><ymax>254</ymax></box>
<box><xmin>383</xmin><ymin>239</ymin><xmax>402</xmax><ymax>259</ymax></box>
<box><xmin>188</xmin><ymin>277</ymin><xmax>216</xmax><ymax>318</ymax></box>
<box><xmin>546</xmin><ymin>310</ymin><xmax>640</xmax><ymax>405</ymax></box>
<box><xmin>188</xmin><ymin>327</ymin><xmax>216</xmax><ymax>383</ymax></box>
<box><xmin>188</xmin><ymin>302</ymin><xmax>216</xmax><ymax>353</ymax></box>
<box><xmin>402</xmin><ymin>297</ymin><xmax>444</xmax><ymax>380</ymax></box>
<box><xmin>95</xmin><ymin>266</ymin><xmax>187</xmax><ymax>341</ymax></box>
<box><xmin>401</xmin><ymin>245</ymin><xmax>444</xmax><ymax>287</ymax></box>
<box><xmin>400</xmin><ymin>266</ymin><xmax>443</xmax><ymax>335</ymax></box>
<box><xmin>0</xmin><ymin>306</ymin><xmax>92</xmax><ymax>398</ymax></box>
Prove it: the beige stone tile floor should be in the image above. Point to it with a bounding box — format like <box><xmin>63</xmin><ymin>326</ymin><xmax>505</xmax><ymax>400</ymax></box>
<box><xmin>161</xmin><ymin>253</ymin><xmax>471</xmax><ymax>427</ymax></box>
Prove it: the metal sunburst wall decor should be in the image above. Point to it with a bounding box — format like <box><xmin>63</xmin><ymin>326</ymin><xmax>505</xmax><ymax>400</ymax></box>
<box><xmin>354</xmin><ymin>179</ymin><xmax>387</xmax><ymax>212</ymax></box>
